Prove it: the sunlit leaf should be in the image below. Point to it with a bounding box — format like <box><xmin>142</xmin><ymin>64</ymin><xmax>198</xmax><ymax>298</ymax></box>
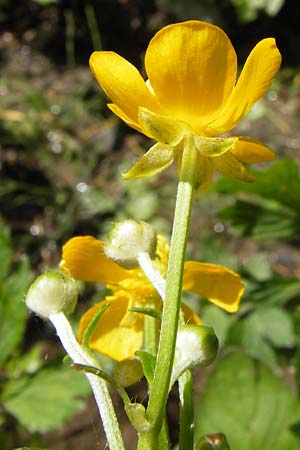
<box><xmin>3</xmin><ymin>365</ymin><xmax>90</xmax><ymax>432</ymax></box>
<box><xmin>196</xmin><ymin>353</ymin><xmax>300</xmax><ymax>450</ymax></box>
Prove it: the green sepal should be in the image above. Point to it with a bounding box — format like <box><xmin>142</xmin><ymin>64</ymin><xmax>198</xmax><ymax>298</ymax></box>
<box><xmin>136</xmin><ymin>350</ymin><xmax>156</xmax><ymax>386</ymax></box>
<box><xmin>195</xmin><ymin>433</ymin><xmax>230</xmax><ymax>450</ymax></box>
<box><xmin>195</xmin><ymin>136</ymin><xmax>238</xmax><ymax>157</ymax></box>
<box><xmin>128</xmin><ymin>306</ymin><xmax>162</xmax><ymax>321</ymax></box>
<box><xmin>122</xmin><ymin>142</ymin><xmax>176</xmax><ymax>179</ymax></box>
<box><xmin>213</xmin><ymin>152</ymin><xmax>256</xmax><ymax>183</ymax></box>
<box><xmin>138</xmin><ymin>107</ymin><xmax>186</xmax><ymax>146</ymax></box>
<box><xmin>81</xmin><ymin>303</ymin><xmax>110</xmax><ymax>350</ymax></box>
<box><xmin>193</xmin><ymin>154</ymin><xmax>214</xmax><ymax>193</ymax></box>
<box><xmin>125</xmin><ymin>402</ymin><xmax>151</xmax><ymax>433</ymax></box>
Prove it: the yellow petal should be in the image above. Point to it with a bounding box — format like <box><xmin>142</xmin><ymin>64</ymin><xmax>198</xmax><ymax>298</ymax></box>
<box><xmin>207</xmin><ymin>38</ymin><xmax>281</xmax><ymax>134</ymax></box>
<box><xmin>182</xmin><ymin>261</ymin><xmax>244</xmax><ymax>313</ymax></box>
<box><xmin>212</xmin><ymin>152</ymin><xmax>256</xmax><ymax>182</ymax></box>
<box><xmin>181</xmin><ymin>302</ymin><xmax>202</xmax><ymax>325</ymax></box>
<box><xmin>145</xmin><ymin>21</ymin><xmax>237</xmax><ymax>127</ymax></box>
<box><xmin>138</xmin><ymin>107</ymin><xmax>187</xmax><ymax>145</ymax></box>
<box><xmin>60</xmin><ymin>236</ymin><xmax>129</xmax><ymax>284</ymax></box>
<box><xmin>122</xmin><ymin>142</ymin><xmax>176</xmax><ymax>179</ymax></box>
<box><xmin>107</xmin><ymin>103</ymin><xmax>144</xmax><ymax>134</ymax></box>
<box><xmin>231</xmin><ymin>137</ymin><xmax>276</xmax><ymax>163</ymax></box>
<box><xmin>89</xmin><ymin>51</ymin><xmax>160</xmax><ymax>125</ymax></box>
<box><xmin>78</xmin><ymin>297</ymin><xmax>144</xmax><ymax>361</ymax></box>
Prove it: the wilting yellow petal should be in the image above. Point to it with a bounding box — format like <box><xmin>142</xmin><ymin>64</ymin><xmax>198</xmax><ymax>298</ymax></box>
<box><xmin>60</xmin><ymin>236</ymin><xmax>128</xmax><ymax>284</ymax></box>
<box><xmin>231</xmin><ymin>137</ymin><xmax>276</xmax><ymax>163</ymax></box>
<box><xmin>145</xmin><ymin>21</ymin><xmax>237</xmax><ymax>127</ymax></box>
<box><xmin>138</xmin><ymin>107</ymin><xmax>187</xmax><ymax>145</ymax></box>
<box><xmin>78</xmin><ymin>297</ymin><xmax>144</xmax><ymax>361</ymax></box>
<box><xmin>122</xmin><ymin>142</ymin><xmax>176</xmax><ymax>179</ymax></box>
<box><xmin>207</xmin><ymin>38</ymin><xmax>281</xmax><ymax>134</ymax></box>
<box><xmin>90</xmin><ymin>51</ymin><xmax>160</xmax><ymax>125</ymax></box>
<box><xmin>212</xmin><ymin>152</ymin><xmax>256</xmax><ymax>182</ymax></box>
<box><xmin>182</xmin><ymin>261</ymin><xmax>244</xmax><ymax>313</ymax></box>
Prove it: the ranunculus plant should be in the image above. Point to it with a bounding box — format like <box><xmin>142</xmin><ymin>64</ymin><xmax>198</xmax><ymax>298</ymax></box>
<box><xmin>25</xmin><ymin>20</ymin><xmax>281</xmax><ymax>450</ymax></box>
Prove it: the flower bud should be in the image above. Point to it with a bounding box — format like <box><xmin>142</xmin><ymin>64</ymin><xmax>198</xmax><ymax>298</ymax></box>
<box><xmin>113</xmin><ymin>357</ymin><xmax>144</xmax><ymax>387</ymax></box>
<box><xmin>26</xmin><ymin>271</ymin><xmax>78</xmax><ymax>319</ymax></box>
<box><xmin>195</xmin><ymin>433</ymin><xmax>230</xmax><ymax>450</ymax></box>
<box><xmin>171</xmin><ymin>325</ymin><xmax>218</xmax><ymax>385</ymax></box>
<box><xmin>104</xmin><ymin>220</ymin><xmax>157</xmax><ymax>269</ymax></box>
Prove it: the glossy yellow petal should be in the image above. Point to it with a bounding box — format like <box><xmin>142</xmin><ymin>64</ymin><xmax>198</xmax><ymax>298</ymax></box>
<box><xmin>60</xmin><ymin>236</ymin><xmax>129</xmax><ymax>284</ymax></box>
<box><xmin>212</xmin><ymin>152</ymin><xmax>256</xmax><ymax>182</ymax></box>
<box><xmin>231</xmin><ymin>137</ymin><xmax>276</xmax><ymax>163</ymax></box>
<box><xmin>89</xmin><ymin>51</ymin><xmax>160</xmax><ymax>125</ymax></box>
<box><xmin>107</xmin><ymin>103</ymin><xmax>143</xmax><ymax>134</ymax></box>
<box><xmin>207</xmin><ymin>38</ymin><xmax>281</xmax><ymax>134</ymax></box>
<box><xmin>182</xmin><ymin>261</ymin><xmax>244</xmax><ymax>313</ymax></box>
<box><xmin>122</xmin><ymin>142</ymin><xmax>176</xmax><ymax>179</ymax></box>
<box><xmin>78</xmin><ymin>297</ymin><xmax>144</xmax><ymax>361</ymax></box>
<box><xmin>138</xmin><ymin>107</ymin><xmax>187</xmax><ymax>145</ymax></box>
<box><xmin>145</xmin><ymin>21</ymin><xmax>237</xmax><ymax>127</ymax></box>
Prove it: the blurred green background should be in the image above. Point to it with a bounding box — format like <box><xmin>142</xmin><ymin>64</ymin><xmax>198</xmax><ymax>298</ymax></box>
<box><xmin>1</xmin><ymin>1</ymin><xmax>300</xmax><ymax>449</ymax></box>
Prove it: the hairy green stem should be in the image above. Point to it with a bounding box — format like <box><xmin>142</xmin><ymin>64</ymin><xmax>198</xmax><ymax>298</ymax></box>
<box><xmin>138</xmin><ymin>134</ymin><xmax>198</xmax><ymax>449</ymax></box>
<box><xmin>50</xmin><ymin>312</ymin><xmax>125</xmax><ymax>450</ymax></box>
<box><xmin>178</xmin><ymin>370</ymin><xmax>194</xmax><ymax>450</ymax></box>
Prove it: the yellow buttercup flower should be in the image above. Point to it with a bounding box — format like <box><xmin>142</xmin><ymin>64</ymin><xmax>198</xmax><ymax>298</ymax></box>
<box><xmin>60</xmin><ymin>235</ymin><xmax>244</xmax><ymax>361</ymax></box>
<box><xmin>89</xmin><ymin>20</ymin><xmax>281</xmax><ymax>190</ymax></box>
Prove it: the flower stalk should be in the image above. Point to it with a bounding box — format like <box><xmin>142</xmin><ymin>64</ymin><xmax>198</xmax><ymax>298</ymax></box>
<box><xmin>49</xmin><ymin>312</ymin><xmax>125</xmax><ymax>450</ymax></box>
<box><xmin>139</xmin><ymin>133</ymin><xmax>198</xmax><ymax>447</ymax></box>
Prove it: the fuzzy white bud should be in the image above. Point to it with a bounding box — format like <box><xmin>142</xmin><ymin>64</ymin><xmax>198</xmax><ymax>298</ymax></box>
<box><xmin>105</xmin><ymin>220</ymin><xmax>157</xmax><ymax>269</ymax></box>
<box><xmin>26</xmin><ymin>271</ymin><xmax>78</xmax><ymax>319</ymax></box>
<box><xmin>171</xmin><ymin>325</ymin><xmax>218</xmax><ymax>386</ymax></box>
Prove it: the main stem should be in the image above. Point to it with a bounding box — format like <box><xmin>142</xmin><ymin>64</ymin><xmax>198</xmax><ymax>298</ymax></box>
<box><xmin>141</xmin><ymin>134</ymin><xmax>198</xmax><ymax>447</ymax></box>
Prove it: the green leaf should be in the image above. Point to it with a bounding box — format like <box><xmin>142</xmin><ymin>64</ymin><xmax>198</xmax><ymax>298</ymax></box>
<box><xmin>82</xmin><ymin>303</ymin><xmax>110</xmax><ymax>350</ymax></box>
<box><xmin>0</xmin><ymin>258</ymin><xmax>32</xmax><ymax>366</ymax></box>
<box><xmin>251</xmin><ymin>307</ymin><xmax>296</xmax><ymax>348</ymax></box>
<box><xmin>3</xmin><ymin>364</ymin><xmax>90</xmax><ymax>432</ymax></box>
<box><xmin>219</xmin><ymin>199</ymin><xmax>299</xmax><ymax>241</ymax></box>
<box><xmin>227</xmin><ymin>318</ymin><xmax>277</xmax><ymax>366</ymax></box>
<box><xmin>227</xmin><ymin>306</ymin><xmax>295</xmax><ymax>365</ymax></box>
<box><xmin>136</xmin><ymin>350</ymin><xmax>156</xmax><ymax>385</ymax></box>
<box><xmin>214</xmin><ymin>159</ymin><xmax>300</xmax><ymax>213</ymax></box>
<box><xmin>128</xmin><ymin>307</ymin><xmax>162</xmax><ymax>321</ymax></box>
<box><xmin>247</xmin><ymin>277</ymin><xmax>300</xmax><ymax>306</ymax></box>
<box><xmin>196</xmin><ymin>353</ymin><xmax>300</xmax><ymax>450</ymax></box>
<box><xmin>244</xmin><ymin>252</ymin><xmax>272</xmax><ymax>281</ymax></box>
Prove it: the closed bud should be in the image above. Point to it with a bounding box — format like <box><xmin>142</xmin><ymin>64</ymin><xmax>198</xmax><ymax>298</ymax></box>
<box><xmin>195</xmin><ymin>433</ymin><xmax>230</xmax><ymax>450</ymax></box>
<box><xmin>26</xmin><ymin>271</ymin><xmax>78</xmax><ymax>319</ymax></box>
<box><xmin>171</xmin><ymin>325</ymin><xmax>218</xmax><ymax>385</ymax></box>
<box><xmin>105</xmin><ymin>220</ymin><xmax>157</xmax><ymax>269</ymax></box>
<box><xmin>113</xmin><ymin>357</ymin><xmax>144</xmax><ymax>387</ymax></box>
